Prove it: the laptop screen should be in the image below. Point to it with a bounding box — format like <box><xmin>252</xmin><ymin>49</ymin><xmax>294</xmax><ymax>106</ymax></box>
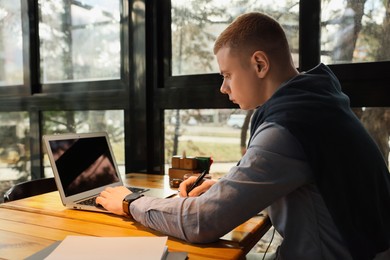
<box><xmin>48</xmin><ymin>136</ymin><xmax>120</xmax><ymax>197</ymax></box>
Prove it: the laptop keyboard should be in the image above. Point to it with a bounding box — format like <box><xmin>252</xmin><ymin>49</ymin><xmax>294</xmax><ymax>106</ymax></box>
<box><xmin>77</xmin><ymin>196</ymin><xmax>100</xmax><ymax>207</ymax></box>
<box><xmin>76</xmin><ymin>187</ymin><xmax>149</xmax><ymax>207</ymax></box>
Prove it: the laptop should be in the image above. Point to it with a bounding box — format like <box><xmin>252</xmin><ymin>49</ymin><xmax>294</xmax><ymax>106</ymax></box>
<box><xmin>43</xmin><ymin>132</ymin><xmax>176</xmax><ymax>213</ymax></box>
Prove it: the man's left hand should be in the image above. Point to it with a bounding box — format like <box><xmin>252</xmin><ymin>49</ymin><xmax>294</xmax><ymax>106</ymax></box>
<box><xmin>96</xmin><ymin>186</ymin><xmax>131</xmax><ymax>215</ymax></box>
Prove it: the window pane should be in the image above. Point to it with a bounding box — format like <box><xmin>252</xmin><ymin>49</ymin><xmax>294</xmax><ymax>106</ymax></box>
<box><xmin>42</xmin><ymin>110</ymin><xmax>125</xmax><ymax>177</ymax></box>
<box><xmin>171</xmin><ymin>0</ymin><xmax>299</xmax><ymax>76</ymax></box>
<box><xmin>0</xmin><ymin>112</ymin><xmax>30</xmax><ymax>202</ymax></box>
<box><xmin>321</xmin><ymin>0</ymin><xmax>390</xmax><ymax>64</ymax></box>
<box><xmin>0</xmin><ymin>1</ymin><xmax>23</xmax><ymax>86</ymax></box>
<box><xmin>353</xmin><ymin>107</ymin><xmax>390</xmax><ymax>168</ymax></box>
<box><xmin>39</xmin><ymin>0</ymin><xmax>120</xmax><ymax>83</ymax></box>
<box><xmin>164</xmin><ymin>109</ymin><xmax>252</xmax><ymax>177</ymax></box>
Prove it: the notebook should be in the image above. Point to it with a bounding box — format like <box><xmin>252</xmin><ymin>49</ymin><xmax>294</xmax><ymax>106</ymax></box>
<box><xmin>43</xmin><ymin>132</ymin><xmax>176</xmax><ymax>213</ymax></box>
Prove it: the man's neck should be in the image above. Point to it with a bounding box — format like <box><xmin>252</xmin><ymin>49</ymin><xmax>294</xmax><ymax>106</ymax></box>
<box><xmin>268</xmin><ymin>64</ymin><xmax>299</xmax><ymax>98</ymax></box>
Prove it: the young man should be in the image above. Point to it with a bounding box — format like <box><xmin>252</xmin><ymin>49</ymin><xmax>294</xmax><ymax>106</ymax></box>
<box><xmin>97</xmin><ymin>12</ymin><xmax>390</xmax><ymax>259</ymax></box>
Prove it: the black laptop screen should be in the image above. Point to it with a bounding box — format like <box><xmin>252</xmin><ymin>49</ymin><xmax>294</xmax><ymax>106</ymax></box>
<box><xmin>49</xmin><ymin>136</ymin><xmax>120</xmax><ymax>197</ymax></box>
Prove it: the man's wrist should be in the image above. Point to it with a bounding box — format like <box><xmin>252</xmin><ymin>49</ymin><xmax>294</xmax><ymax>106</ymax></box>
<box><xmin>122</xmin><ymin>193</ymin><xmax>144</xmax><ymax>216</ymax></box>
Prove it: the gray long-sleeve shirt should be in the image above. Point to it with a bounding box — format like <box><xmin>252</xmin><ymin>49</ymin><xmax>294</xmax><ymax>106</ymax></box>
<box><xmin>130</xmin><ymin>122</ymin><xmax>352</xmax><ymax>259</ymax></box>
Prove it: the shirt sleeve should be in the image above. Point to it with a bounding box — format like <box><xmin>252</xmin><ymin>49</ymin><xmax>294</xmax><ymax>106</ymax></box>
<box><xmin>130</xmin><ymin>122</ymin><xmax>312</xmax><ymax>243</ymax></box>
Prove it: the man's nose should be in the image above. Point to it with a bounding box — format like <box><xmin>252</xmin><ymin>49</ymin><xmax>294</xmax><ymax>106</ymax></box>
<box><xmin>220</xmin><ymin>80</ymin><xmax>230</xmax><ymax>94</ymax></box>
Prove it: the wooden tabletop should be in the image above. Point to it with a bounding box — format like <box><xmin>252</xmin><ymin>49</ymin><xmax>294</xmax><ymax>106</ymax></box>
<box><xmin>0</xmin><ymin>173</ymin><xmax>271</xmax><ymax>260</ymax></box>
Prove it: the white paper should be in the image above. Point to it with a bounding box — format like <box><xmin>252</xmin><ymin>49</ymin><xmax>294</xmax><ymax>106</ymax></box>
<box><xmin>45</xmin><ymin>236</ymin><xmax>168</xmax><ymax>260</ymax></box>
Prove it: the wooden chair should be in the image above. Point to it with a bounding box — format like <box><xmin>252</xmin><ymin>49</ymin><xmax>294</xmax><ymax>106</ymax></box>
<box><xmin>3</xmin><ymin>177</ymin><xmax>57</xmax><ymax>202</ymax></box>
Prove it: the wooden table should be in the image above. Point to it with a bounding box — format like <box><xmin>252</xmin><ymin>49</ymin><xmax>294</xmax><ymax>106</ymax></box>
<box><xmin>0</xmin><ymin>173</ymin><xmax>271</xmax><ymax>259</ymax></box>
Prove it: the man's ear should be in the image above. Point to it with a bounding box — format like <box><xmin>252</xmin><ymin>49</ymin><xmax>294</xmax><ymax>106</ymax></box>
<box><xmin>252</xmin><ymin>51</ymin><xmax>269</xmax><ymax>78</ymax></box>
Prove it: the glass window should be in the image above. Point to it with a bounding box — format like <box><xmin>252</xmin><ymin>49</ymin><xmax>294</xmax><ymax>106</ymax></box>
<box><xmin>0</xmin><ymin>1</ymin><xmax>23</xmax><ymax>86</ymax></box>
<box><xmin>353</xmin><ymin>107</ymin><xmax>390</xmax><ymax>168</ymax></box>
<box><xmin>42</xmin><ymin>110</ymin><xmax>125</xmax><ymax>177</ymax></box>
<box><xmin>164</xmin><ymin>109</ymin><xmax>252</xmax><ymax>177</ymax></box>
<box><xmin>171</xmin><ymin>0</ymin><xmax>299</xmax><ymax>76</ymax></box>
<box><xmin>321</xmin><ymin>0</ymin><xmax>390</xmax><ymax>64</ymax></box>
<box><xmin>39</xmin><ymin>0</ymin><xmax>121</xmax><ymax>83</ymax></box>
<box><xmin>0</xmin><ymin>112</ymin><xmax>30</xmax><ymax>201</ymax></box>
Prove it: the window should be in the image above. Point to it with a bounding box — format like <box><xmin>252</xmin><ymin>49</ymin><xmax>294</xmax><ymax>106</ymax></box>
<box><xmin>0</xmin><ymin>1</ymin><xmax>23</xmax><ymax>86</ymax></box>
<box><xmin>164</xmin><ymin>109</ymin><xmax>252</xmax><ymax>175</ymax></box>
<box><xmin>39</xmin><ymin>0</ymin><xmax>121</xmax><ymax>83</ymax></box>
<box><xmin>171</xmin><ymin>0</ymin><xmax>300</xmax><ymax>76</ymax></box>
<box><xmin>321</xmin><ymin>0</ymin><xmax>390</xmax><ymax>64</ymax></box>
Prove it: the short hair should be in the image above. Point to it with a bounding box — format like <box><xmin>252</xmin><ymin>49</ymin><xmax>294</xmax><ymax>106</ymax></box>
<box><xmin>213</xmin><ymin>12</ymin><xmax>291</xmax><ymax>61</ymax></box>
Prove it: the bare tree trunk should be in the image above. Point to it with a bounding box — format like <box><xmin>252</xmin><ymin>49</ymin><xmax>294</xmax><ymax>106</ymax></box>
<box><xmin>333</xmin><ymin>0</ymin><xmax>365</xmax><ymax>62</ymax></box>
<box><xmin>65</xmin><ymin>111</ymin><xmax>76</xmax><ymax>132</ymax></box>
<box><xmin>240</xmin><ymin>110</ymin><xmax>253</xmax><ymax>155</ymax></box>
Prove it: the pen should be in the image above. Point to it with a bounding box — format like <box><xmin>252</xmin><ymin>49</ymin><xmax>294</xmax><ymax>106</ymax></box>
<box><xmin>187</xmin><ymin>170</ymin><xmax>207</xmax><ymax>194</ymax></box>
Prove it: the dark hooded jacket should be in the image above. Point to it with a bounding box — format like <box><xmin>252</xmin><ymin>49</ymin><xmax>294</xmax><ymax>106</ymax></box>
<box><xmin>250</xmin><ymin>63</ymin><xmax>390</xmax><ymax>260</ymax></box>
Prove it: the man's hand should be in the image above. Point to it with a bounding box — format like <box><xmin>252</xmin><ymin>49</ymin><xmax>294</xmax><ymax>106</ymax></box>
<box><xmin>96</xmin><ymin>186</ymin><xmax>131</xmax><ymax>215</ymax></box>
<box><xmin>178</xmin><ymin>176</ymin><xmax>216</xmax><ymax>197</ymax></box>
